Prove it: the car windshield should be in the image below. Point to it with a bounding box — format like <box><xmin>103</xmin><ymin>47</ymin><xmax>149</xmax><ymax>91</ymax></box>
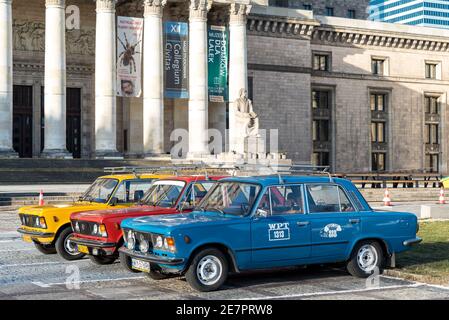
<box><xmin>80</xmin><ymin>178</ymin><xmax>119</xmax><ymax>204</ymax></box>
<box><xmin>141</xmin><ymin>180</ymin><xmax>186</xmax><ymax>208</ymax></box>
<box><xmin>198</xmin><ymin>182</ymin><xmax>261</xmax><ymax>216</ymax></box>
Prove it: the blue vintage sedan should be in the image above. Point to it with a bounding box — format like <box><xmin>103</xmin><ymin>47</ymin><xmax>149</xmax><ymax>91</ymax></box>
<box><xmin>119</xmin><ymin>175</ymin><xmax>421</xmax><ymax>292</ymax></box>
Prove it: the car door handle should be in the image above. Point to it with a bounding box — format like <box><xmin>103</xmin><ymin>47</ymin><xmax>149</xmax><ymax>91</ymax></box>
<box><xmin>297</xmin><ymin>221</ymin><xmax>310</xmax><ymax>227</ymax></box>
<box><xmin>349</xmin><ymin>219</ymin><xmax>360</xmax><ymax>224</ymax></box>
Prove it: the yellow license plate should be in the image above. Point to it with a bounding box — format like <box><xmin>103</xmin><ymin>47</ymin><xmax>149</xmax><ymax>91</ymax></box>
<box><xmin>22</xmin><ymin>235</ymin><xmax>32</xmax><ymax>243</ymax></box>
<box><xmin>77</xmin><ymin>244</ymin><xmax>89</xmax><ymax>254</ymax></box>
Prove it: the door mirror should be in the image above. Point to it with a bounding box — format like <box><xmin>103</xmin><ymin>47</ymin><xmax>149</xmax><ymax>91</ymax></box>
<box><xmin>256</xmin><ymin>209</ymin><xmax>269</xmax><ymax>218</ymax></box>
<box><xmin>109</xmin><ymin>197</ymin><xmax>118</xmax><ymax>206</ymax></box>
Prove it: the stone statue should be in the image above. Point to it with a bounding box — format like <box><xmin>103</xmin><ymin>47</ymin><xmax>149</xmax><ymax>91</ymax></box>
<box><xmin>235</xmin><ymin>88</ymin><xmax>259</xmax><ymax>137</ymax></box>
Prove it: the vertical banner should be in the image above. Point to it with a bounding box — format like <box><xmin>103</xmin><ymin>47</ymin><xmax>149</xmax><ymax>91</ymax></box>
<box><xmin>117</xmin><ymin>16</ymin><xmax>144</xmax><ymax>97</ymax></box>
<box><xmin>164</xmin><ymin>22</ymin><xmax>189</xmax><ymax>99</ymax></box>
<box><xmin>208</xmin><ymin>25</ymin><xmax>229</xmax><ymax>103</ymax></box>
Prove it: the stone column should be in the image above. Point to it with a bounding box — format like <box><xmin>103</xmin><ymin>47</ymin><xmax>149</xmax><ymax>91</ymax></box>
<box><xmin>187</xmin><ymin>0</ymin><xmax>210</xmax><ymax>158</ymax></box>
<box><xmin>228</xmin><ymin>3</ymin><xmax>250</xmax><ymax>154</ymax></box>
<box><xmin>0</xmin><ymin>0</ymin><xmax>16</xmax><ymax>157</ymax></box>
<box><xmin>95</xmin><ymin>0</ymin><xmax>121</xmax><ymax>158</ymax></box>
<box><xmin>143</xmin><ymin>0</ymin><xmax>165</xmax><ymax>157</ymax></box>
<box><xmin>42</xmin><ymin>0</ymin><xmax>71</xmax><ymax>158</ymax></box>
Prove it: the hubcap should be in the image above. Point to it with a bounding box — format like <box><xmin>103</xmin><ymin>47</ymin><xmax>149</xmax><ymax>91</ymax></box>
<box><xmin>64</xmin><ymin>235</ymin><xmax>80</xmax><ymax>256</ymax></box>
<box><xmin>196</xmin><ymin>255</ymin><xmax>223</xmax><ymax>286</ymax></box>
<box><xmin>357</xmin><ymin>244</ymin><xmax>378</xmax><ymax>272</ymax></box>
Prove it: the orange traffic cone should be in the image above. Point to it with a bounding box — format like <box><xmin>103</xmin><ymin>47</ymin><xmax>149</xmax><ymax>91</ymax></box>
<box><xmin>439</xmin><ymin>188</ymin><xmax>446</xmax><ymax>205</ymax></box>
<box><xmin>38</xmin><ymin>190</ymin><xmax>45</xmax><ymax>206</ymax></box>
<box><xmin>383</xmin><ymin>188</ymin><xmax>392</xmax><ymax>206</ymax></box>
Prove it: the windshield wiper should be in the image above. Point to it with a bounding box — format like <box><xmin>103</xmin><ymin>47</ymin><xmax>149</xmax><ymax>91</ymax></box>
<box><xmin>206</xmin><ymin>207</ymin><xmax>225</xmax><ymax>215</ymax></box>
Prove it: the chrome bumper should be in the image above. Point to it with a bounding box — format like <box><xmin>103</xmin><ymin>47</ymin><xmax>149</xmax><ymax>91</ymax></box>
<box><xmin>118</xmin><ymin>247</ymin><xmax>184</xmax><ymax>265</ymax></box>
<box><xmin>403</xmin><ymin>237</ymin><xmax>422</xmax><ymax>246</ymax></box>
<box><xmin>17</xmin><ymin>227</ymin><xmax>54</xmax><ymax>238</ymax></box>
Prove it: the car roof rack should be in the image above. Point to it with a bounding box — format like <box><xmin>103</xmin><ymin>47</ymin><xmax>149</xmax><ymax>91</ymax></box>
<box><xmin>190</xmin><ymin>162</ymin><xmax>332</xmax><ymax>184</ymax></box>
<box><xmin>103</xmin><ymin>166</ymin><xmax>200</xmax><ymax>177</ymax></box>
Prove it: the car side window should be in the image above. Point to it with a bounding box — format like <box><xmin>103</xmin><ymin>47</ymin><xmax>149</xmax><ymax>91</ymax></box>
<box><xmin>115</xmin><ymin>180</ymin><xmax>154</xmax><ymax>203</ymax></box>
<box><xmin>257</xmin><ymin>185</ymin><xmax>304</xmax><ymax>216</ymax></box>
<box><xmin>306</xmin><ymin>184</ymin><xmax>355</xmax><ymax>213</ymax></box>
<box><xmin>184</xmin><ymin>182</ymin><xmax>214</xmax><ymax>206</ymax></box>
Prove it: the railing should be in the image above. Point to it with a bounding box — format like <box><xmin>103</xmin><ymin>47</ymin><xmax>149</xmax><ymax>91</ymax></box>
<box><xmin>334</xmin><ymin>172</ymin><xmax>444</xmax><ymax>188</ymax></box>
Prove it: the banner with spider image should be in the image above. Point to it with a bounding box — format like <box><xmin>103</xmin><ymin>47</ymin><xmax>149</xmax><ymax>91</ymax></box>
<box><xmin>116</xmin><ymin>16</ymin><xmax>143</xmax><ymax>98</ymax></box>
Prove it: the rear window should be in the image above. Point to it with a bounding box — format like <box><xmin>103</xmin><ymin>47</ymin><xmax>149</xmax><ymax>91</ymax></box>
<box><xmin>306</xmin><ymin>184</ymin><xmax>355</xmax><ymax>213</ymax></box>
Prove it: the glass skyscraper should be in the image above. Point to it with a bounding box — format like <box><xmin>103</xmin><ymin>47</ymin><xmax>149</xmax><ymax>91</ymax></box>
<box><xmin>369</xmin><ymin>0</ymin><xmax>449</xmax><ymax>29</ymax></box>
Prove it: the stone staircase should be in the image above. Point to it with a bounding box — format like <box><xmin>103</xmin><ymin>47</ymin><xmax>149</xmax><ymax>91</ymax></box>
<box><xmin>360</xmin><ymin>188</ymin><xmax>442</xmax><ymax>205</ymax></box>
<box><xmin>0</xmin><ymin>158</ymin><xmax>173</xmax><ymax>184</ymax></box>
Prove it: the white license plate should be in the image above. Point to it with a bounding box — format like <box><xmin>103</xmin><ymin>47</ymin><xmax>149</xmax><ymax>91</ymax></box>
<box><xmin>131</xmin><ymin>258</ymin><xmax>150</xmax><ymax>272</ymax></box>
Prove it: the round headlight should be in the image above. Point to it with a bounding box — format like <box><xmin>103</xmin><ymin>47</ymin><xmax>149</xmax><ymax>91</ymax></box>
<box><xmin>156</xmin><ymin>236</ymin><xmax>163</xmax><ymax>248</ymax></box>
<box><xmin>75</xmin><ymin>221</ymin><xmax>80</xmax><ymax>232</ymax></box>
<box><xmin>139</xmin><ymin>237</ymin><xmax>149</xmax><ymax>253</ymax></box>
<box><xmin>35</xmin><ymin>217</ymin><xmax>40</xmax><ymax>227</ymax></box>
<box><xmin>93</xmin><ymin>224</ymin><xmax>98</xmax><ymax>235</ymax></box>
<box><xmin>127</xmin><ymin>231</ymin><xmax>135</xmax><ymax>250</ymax></box>
<box><xmin>163</xmin><ymin>238</ymin><xmax>169</xmax><ymax>249</ymax></box>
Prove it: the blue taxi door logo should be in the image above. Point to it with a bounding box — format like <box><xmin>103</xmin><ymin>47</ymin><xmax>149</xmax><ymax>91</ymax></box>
<box><xmin>268</xmin><ymin>222</ymin><xmax>290</xmax><ymax>241</ymax></box>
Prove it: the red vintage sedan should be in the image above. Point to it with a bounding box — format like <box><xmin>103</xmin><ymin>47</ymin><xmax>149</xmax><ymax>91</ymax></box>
<box><xmin>70</xmin><ymin>175</ymin><xmax>225</xmax><ymax>268</ymax></box>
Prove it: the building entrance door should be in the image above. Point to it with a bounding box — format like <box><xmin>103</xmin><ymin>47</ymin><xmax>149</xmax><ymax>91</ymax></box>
<box><xmin>40</xmin><ymin>87</ymin><xmax>82</xmax><ymax>158</ymax></box>
<box><xmin>13</xmin><ymin>85</ymin><xmax>33</xmax><ymax>158</ymax></box>
<box><xmin>66</xmin><ymin>88</ymin><xmax>81</xmax><ymax>159</ymax></box>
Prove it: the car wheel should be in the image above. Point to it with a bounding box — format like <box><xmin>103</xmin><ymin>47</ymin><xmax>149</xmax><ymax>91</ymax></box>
<box><xmin>88</xmin><ymin>254</ymin><xmax>117</xmax><ymax>265</ymax></box>
<box><xmin>185</xmin><ymin>248</ymin><xmax>228</xmax><ymax>292</ymax></box>
<box><xmin>33</xmin><ymin>242</ymin><xmax>57</xmax><ymax>254</ymax></box>
<box><xmin>119</xmin><ymin>251</ymin><xmax>141</xmax><ymax>273</ymax></box>
<box><xmin>347</xmin><ymin>240</ymin><xmax>384</xmax><ymax>278</ymax></box>
<box><xmin>55</xmin><ymin>227</ymin><xmax>86</xmax><ymax>261</ymax></box>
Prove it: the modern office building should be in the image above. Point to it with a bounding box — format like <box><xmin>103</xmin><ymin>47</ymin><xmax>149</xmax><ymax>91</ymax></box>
<box><xmin>369</xmin><ymin>0</ymin><xmax>449</xmax><ymax>29</ymax></box>
<box><xmin>269</xmin><ymin>0</ymin><xmax>370</xmax><ymax>19</ymax></box>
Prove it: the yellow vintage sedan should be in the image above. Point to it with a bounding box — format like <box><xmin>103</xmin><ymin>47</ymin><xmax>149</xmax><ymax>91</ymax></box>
<box><xmin>17</xmin><ymin>173</ymin><xmax>166</xmax><ymax>261</ymax></box>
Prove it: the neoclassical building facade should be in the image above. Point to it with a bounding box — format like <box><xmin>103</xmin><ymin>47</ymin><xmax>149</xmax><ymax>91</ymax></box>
<box><xmin>1</xmin><ymin>0</ymin><xmax>449</xmax><ymax>173</ymax></box>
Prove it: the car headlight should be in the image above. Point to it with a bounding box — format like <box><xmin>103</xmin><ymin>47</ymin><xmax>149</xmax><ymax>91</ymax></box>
<box><xmin>35</xmin><ymin>216</ymin><xmax>47</xmax><ymax>229</ymax></box>
<box><xmin>152</xmin><ymin>234</ymin><xmax>175</xmax><ymax>253</ymax></box>
<box><xmin>74</xmin><ymin>221</ymin><xmax>80</xmax><ymax>232</ymax></box>
<box><xmin>126</xmin><ymin>230</ymin><xmax>135</xmax><ymax>250</ymax></box>
<box><xmin>99</xmin><ymin>224</ymin><xmax>107</xmax><ymax>237</ymax></box>
<box><xmin>155</xmin><ymin>235</ymin><xmax>163</xmax><ymax>249</ymax></box>
<box><xmin>91</xmin><ymin>224</ymin><xmax>107</xmax><ymax>237</ymax></box>
<box><xmin>139</xmin><ymin>234</ymin><xmax>149</xmax><ymax>253</ymax></box>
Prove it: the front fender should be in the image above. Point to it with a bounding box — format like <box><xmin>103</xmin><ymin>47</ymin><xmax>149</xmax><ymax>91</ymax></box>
<box><xmin>345</xmin><ymin>234</ymin><xmax>393</xmax><ymax>260</ymax></box>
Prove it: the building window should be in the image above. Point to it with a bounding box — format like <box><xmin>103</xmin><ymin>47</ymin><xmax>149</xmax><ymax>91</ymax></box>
<box><xmin>312</xmin><ymin>90</ymin><xmax>329</xmax><ymax>109</ymax></box>
<box><xmin>425</xmin><ymin>154</ymin><xmax>439</xmax><ymax>173</ymax></box>
<box><xmin>313</xmin><ymin>120</ymin><xmax>329</xmax><ymax>142</ymax></box>
<box><xmin>313</xmin><ymin>53</ymin><xmax>330</xmax><ymax>71</ymax></box>
<box><xmin>270</xmin><ymin>0</ymin><xmax>289</xmax><ymax>7</ymax></box>
<box><xmin>370</xmin><ymin>92</ymin><xmax>389</xmax><ymax>172</ymax></box>
<box><xmin>425</xmin><ymin>63</ymin><xmax>437</xmax><ymax>79</ymax></box>
<box><xmin>303</xmin><ymin>4</ymin><xmax>312</xmax><ymax>10</ymax></box>
<box><xmin>425</xmin><ymin>124</ymin><xmax>439</xmax><ymax>144</ymax></box>
<box><xmin>371</xmin><ymin>122</ymin><xmax>385</xmax><ymax>143</ymax></box>
<box><xmin>312</xmin><ymin>89</ymin><xmax>332</xmax><ymax>169</ymax></box>
<box><xmin>326</xmin><ymin>7</ymin><xmax>334</xmax><ymax>16</ymax></box>
<box><xmin>371</xmin><ymin>58</ymin><xmax>386</xmax><ymax>76</ymax></box>
<box><xmin>370</xmin><ymin>93</ymin><xmax>387</xmax><ymax>111</ymax></box>
<box><xmin>425</xmin><ymin>96</ymin><xmax>439</xmax><ymax>114</ymax></box>
<box><xmin>347</xmin><ymin>9</ymin><xmax>356</xmax><ymax>19</ymax></box>
<box><xmin>372</xmin><ymin>153</ymin><xmax>386</xmax><ymax>172</ymax></box>
<box><xmin>312</xmin><ymin>152</ymin><xmax>330</xmax><ymax>167</ymax></box>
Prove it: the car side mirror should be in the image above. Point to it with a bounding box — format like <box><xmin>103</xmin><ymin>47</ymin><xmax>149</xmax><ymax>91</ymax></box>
<box><xmin>110</xmin><ymin>197</ymin><xmax>118</xmax><ymax>206</ymax></box>
<box><xmin>256</xmin><ymin>208</ymin><xmax>269</xmax><ymax>218</ymax></box>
